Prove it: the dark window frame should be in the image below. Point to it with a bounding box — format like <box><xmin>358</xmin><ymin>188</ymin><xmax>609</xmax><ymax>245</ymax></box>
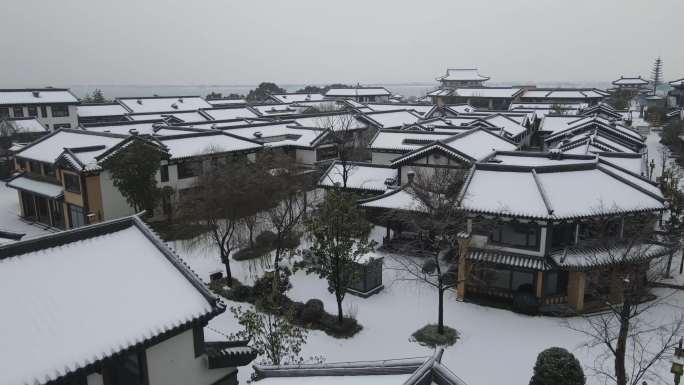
<box><xmin>13</xmin><ymin>106</ymin><xmax>24</xmax><ymax>118</ymax></box>
<box><xmin>63</xmin><ymin>173</ymin><xmax>81</xmax><ymax>194</ymax></box>
<box><xmin>160</xmin><ymin>165</ymin><xmax>169</xmax><ymax>182</ymax></box>
<box><xmin>490</xmin><ymin>222</ymin><xmax>541</xmax><ymax>250</ymax></box>
<box><xmin>177</xmin><ymin>161</ymin><xmax>202</xmax><ymax>179</ymax></box>
<box><xmin>27</xmin><ymin>105</ymin><xmax>38</xmax><ymax>117</ymax></box>
<box><xmin>40</xmin><ymin>105</ymin><xmax>48</xmax><ymax>118</ymax></box>
<box><xmin>0</xmin><ymin>107</ymin><xmax>9</xmax><ymax>118</ymax></box>
<box><xmin>51</xmin><ymin>105</ymin><xmax>69</xmax><ymax>117</ymax></box>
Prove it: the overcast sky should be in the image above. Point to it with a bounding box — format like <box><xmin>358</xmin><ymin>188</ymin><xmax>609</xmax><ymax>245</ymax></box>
<box><xmin>1</xmin><ymin>0</ymin><xmax>682</xmax><ymax>87</ymax></box>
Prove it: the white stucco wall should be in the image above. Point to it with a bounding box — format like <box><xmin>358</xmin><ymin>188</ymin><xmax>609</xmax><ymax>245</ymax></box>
<box><xmin>7</xmin><ymin>104</ymin><xmax>79</xmax><ymax>131</ymax></box>
<box><xmin>145</xmin><ymin>329</ymin><xmax>235</xmax><ymax>385</ymax></box>
<box><xmin>99</xmin><ymin>170</ymin><xmax>137</xmax><ymax>219</ymax></box>
<box><xmin>296</xmin><ymin>149</ymin><xmax>316</xmax><ymax>166</ymax></box>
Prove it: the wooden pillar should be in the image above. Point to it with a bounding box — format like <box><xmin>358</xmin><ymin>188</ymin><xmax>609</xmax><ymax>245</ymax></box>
<box><xmin>456</xmin><ymin>237</ymin><xmax>471</xmax><ymax>300</ymax></box>
<box><xmin>457</xmin><ymin>257</ymin><xmax>468</xmax><ymax>300</ymax></box>
<box><xmin>567</xmin><ymin>271</ymin><xmax>586</xmax><ymax>312</ymax></box>
<box><xmin>535</xmin><ymin>271</ymin><xmax>544</xmax><ymax>298</ymax></box>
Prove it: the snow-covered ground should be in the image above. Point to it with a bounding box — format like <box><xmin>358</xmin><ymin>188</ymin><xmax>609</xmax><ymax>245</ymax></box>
<box><xmin>175</xmin><ymin>225</ymin><xmax>684</xmax><ymax>385</ymax></box>
<box><xmin>0</xmin><ymin>182</ymin><xmax>52</xmax><ymax>243</ymax></box>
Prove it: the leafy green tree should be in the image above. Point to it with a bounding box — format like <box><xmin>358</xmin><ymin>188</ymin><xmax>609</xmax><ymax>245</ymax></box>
<box><xmin>295</xmin><ymin>85</ymin><xmax>325</xmax><ymax>94</ymax></box>
<box><xmin>230</xmin><ymin>305</ymin><xmax>307</xmax><ymax>366</ymax></box>
<box><xmin>81</xmin><ymin>88</ymin><xmax>108</xmax><ymax>103</ymax></box>
<box><xmin>660</xmin><ymin>120</ymin><xmax>684</xmax><ymax>146</ymax></box>
<box><xmin>300</xmin><ymin>190</ymin><xmax>375</xmax><ymax>323</ymax></box>
<box><xmin>247</xmin><ymin>82</ymin><xmax>286</xmax><ymax>101</ymax></box>
<box><xmin>206</xmin><ymin>91</ymin><xmax>223</xmax><ymax>99</ymax></box>
<box><xmin>105</xmin><ymin>140</ymin><xmax>163</xmax><ymax>213</ymax></box>
<box><xmin>530</xmin><ymin>347</ymin><xmax>585</xmax><ymax>385</ymax></box>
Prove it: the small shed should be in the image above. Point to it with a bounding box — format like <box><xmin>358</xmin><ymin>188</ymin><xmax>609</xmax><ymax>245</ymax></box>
<box><xmin>348</xmin><ymin>254</ymin><xmax>384</xmax><ymax>297</ymax></box>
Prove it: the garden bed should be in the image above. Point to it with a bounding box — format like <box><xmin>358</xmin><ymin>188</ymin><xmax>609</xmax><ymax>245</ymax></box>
<box><xmin>210</xmin><ymin>277</ymin><xmax>362</xmax><ymax>338</ymax></box>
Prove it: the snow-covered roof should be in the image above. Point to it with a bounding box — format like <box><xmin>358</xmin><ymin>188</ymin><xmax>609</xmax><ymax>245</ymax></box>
<box><xmin>294</xmin><ymin>113</ymin><xmax>369</xmax><ymax>131</ymax></box>
<box><xmin>482</xmin><ymin>114</ymin><xmax>527</xmax><ymax>138</ymax></box>
<box><xmin>0</xmin><ymin>118</ymin><xmax>47</xmax><ymax>133</ymax></box>
<box><xmin>559</xmin><ymin>131</ymin><xmax>639</xmax><ymax>154</ymax></box>
<box><xmin>159</xmin><ymin>132</ymin><xmax>262</xmax><ymax>159</ymax></box>
<box><xmin>117</xmin><ymin>96</ymin><xmax>211</xmax><ymax>114</ymax></box>
<box><xmin>359</xmin><ymin>187</ymin><xmax>425</xmax><ymax>212</ymax></box>
<box><xmin>551</xmin><ymin>243</ymin><xmax>670</xmax><ymax>270</ymax></box>
<box><xmin>223</xmin><ymin>123</ymin><xmax>323</xmax><ymax>148</ymax></box>
<box><xmin>325</xmin><ymin>87</ymin><xmax>391</xmax><ymax>97</ymax></box>
<box><xmin>319</xmin><ymin>162</ymin><xmax>397</xmax><ymax>192</ymax></box>
<box><xmin>76</xmin><ymin>103</ymin><xmax>128</xmax><ymax>118</ymax></box>
<box><xmin>0</xmin><ymin>216</ymin><xmax>221</xmax><ymax>385</ymax></box>
<box><xmin>612</xmin><ymin>76</ymin><xmax>649</xmax><ymax>86</ymax></box>
<box><xmin>437</xmin><ymin>68</ymin><xmax>489</xmax><ymax>82</ymax></box>
<box><xmin>544</xmin><ymin>115</ymin><xmax>644</xmax><ymax>145</ymax></box>
<box><xmin>257</xmin><ymin>374</ymin><xmax>412</xmax><ymax>384</ymax></box>
<box><xmin>201</xmin><ymin>107</ymin><xmax>260</xmax><ymax>120</ymax></box>
<box><xmin>443</xmin><ymin>128</ymin><xmax>516</xmax><ymax>161</ymax></box>
<box><xmin>127</xmin><ymin>111</ymin><xmax>209</xmax><ymax>122</ymax></box>
<box><xmin>0</xmin><ymin>88</ymin><xmax>78</xmax><ymax>105</ymax></box>
<box><xmin>487</xmin><ymin>151</ymin><xmax>597</xmax><ymax>168</ymax></box>
<box><xmin>452</xmin><ymin>87</ymin><xmax>521</xmax><ymax>98</ymax></box>
<box><xmin>361</xmin><ymin>110</ymin><xmax>423</xmax><ymax>129</ymax></box>
<box><xmin>538</xmin><ymin>115</ymin><xmax>584</xmax><ymax>133</ymax></box>
<box><xmin>15</xmin><ymin>129</ymin><xmax>126</xmax><ymax>164</ymax></box>
<box><xmin>520</xmin><ymin>88</ymin><xmax>608</xmax><ymax>100</ymax></box>
<box><xmin>461</xmin><ymin>162</ymin><xmax>664</xmax><ymax>219</ymax></box>
<box><xmin>366</xmin><ymin>103</ymin><xmax>435</xmax><ymax>115</ymax></box>
<box><xmin>6</xmin><ymin>176</ymin><xmax>63</xmax><ymax>198</ymax></box>
<box><xmin>207</xmin><ymin>98</ymin><xmax>247</xmax><ymax>106</ymax></box>
<box><xmin>253</xmin><ymin>349</ymin><xmax>465</xmax><ymax>385</ymax></box>
<box><xmin>82</xmin><ymin>120</ymin><xmax>161</xmax><ymax>136</ymax></box>
<box><xmin>270</xmin><ymin>93</ymin><xmax>325</xmax><ymax>103</ymax></box>
<box><xmin>369</xmin><ymin>130</ymin><xmax>455</xmax><ymax>152</ymax></box>
<box><xmin>249</xmin><ymin>103</ymin><xmax>298</xmax><ymax>116</ymax></box>
<box><xmin>669</xmin><ymin>78</ymin><xmax>684</xmax><ymax>86</ymax></box>
<box><xmin>599</xmin><ymin>154</ymin><xmax>645</xmax><ymax>175</ymax></box>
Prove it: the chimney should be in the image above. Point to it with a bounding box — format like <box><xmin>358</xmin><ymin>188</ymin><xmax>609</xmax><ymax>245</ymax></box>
<box><xmin>129</xmin><ymin>128</ymin><xmax>139</xmax><ymax>136</ymax></box>
<box><xmin>253</xmin><ymin>131</ymin><xmax>262</xmax><ymax>138</ymax></box>
<box><xmin>171</xmin><ymin>103</ymin><xmax>178</xmax><ymax>109</ymax></box>
<box><xmin>136</xmin><ymin>99</ymin><xmax>143</xmax><ymax>105</ymax></box>
<box><xmin>32</xmin><ymin>91</ymin><xmax>40</xmax><ymax>98</ymax></box>
<box><xmin>178</xmin><ymin>97</ymin><xmax>184</xmax><ymax>103</ymax></box>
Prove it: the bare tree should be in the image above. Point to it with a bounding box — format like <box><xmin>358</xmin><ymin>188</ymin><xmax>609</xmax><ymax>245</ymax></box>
<box><xmin>315</xmin><ymin>112</ymin><xmax>374</xmax><ymax>188</ymax></box>
<box><xmin>260</xmin><ymin>152</ymin><xmax>312</xmax><ymax>297</ymax></box>
<box><xmin>177</xmin><ymin>155</ymin><xmax>273</xmax><ymax>283</ymax></box>
<box><xmin>387</xmin><ymin>167</ymin><xmax>470</xmax><ymax>335</ymax></box>
<box><xmin>566</xmin><ymin>214</ymin><xmax>684</xmax><ymax>385</ymax></box>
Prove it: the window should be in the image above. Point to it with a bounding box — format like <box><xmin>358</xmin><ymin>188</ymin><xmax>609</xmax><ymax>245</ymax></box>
<box><xmin>28</xmin><ymin>161</ymin><xmax>42</xmax><ymax>174</ymax></box>
<box><xmin>0</xmin><ymin>108</ymin><xmax>9</xmax><ymax>118</ymax></box>
<box><xmin>12</xmin><ymin>107</ymin><xmax>24</xmax><ymax>118</ymax></box>
<box><xmin>43</xmin><ymin>164</ymin><xmax>56</xmax><ymax>178</ymax></box>
<box><xmin>53</xmin><ymin>123</ymin><xmax>71</xmax><ymax>129</ymax></box>
<box><xmin>481</xmin><ymin>267</ymin><xmax>510</xmax><ymax>290</ymax></box>
<box><xmin>511</xmin><ymin>271</ymin><xmax>535</xmax><ymax>292</ymax></box>
<box><xmin>27</xmin><ymin>106</ymin><xmax>38</xmax><ymax>117</ymax></box>
<box><xmin>160</xmin><ymin>165</ymin><xmax>169</xmax><ymax>182</ymax></box>
<box><xmin>40</xmin><ymin>105</ymin><xmax>48</xmax><ymax>118</ymax></box>
<box><xmin>107</xmin><ymin>350</ymin><xmax>147</xmax><ymax>385</ymax></box>
<box><xmin>63</xmin><ymin>173</ymin><xmax>81</xmax><ymax>194</ymax></box>
<box><xmin>51</xmin><ymin>105</ymin><xmax>69</xmax><ymax>117</ymax></box>
<box><xmin>15</xmin><ymin>158</ymin><xmax>26</xmax><ymax>170</ymax></box>
<box><xmin>68</xmin><ymin>204</ymin><xmax>85</xmax><ymax>228</ymax></box>
<box><xmin>551</xmin><ymin>222</ymin><xmax>576</xmax><ymax>249</ymax></box>
<box><xmin>177</xmin><ymin>161</ymin><xmax>202</xmax><ymax>179</ymax></box>
<box><xmin>490</xmin><ymin>222</ymin><xmax>540</xmax><ymax>249</ymax></box>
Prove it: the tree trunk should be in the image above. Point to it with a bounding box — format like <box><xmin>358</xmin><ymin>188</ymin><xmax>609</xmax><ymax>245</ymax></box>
<box><xmin>615</xmin><ymin>300</ymin><xmax>631</xmax><ymax>385</ymax></box>
<box><xmin>438</xmin><ymin>287</ymin><xmax>445</xmax><ymax>335</ymax></box>
<box><xmin>221</xmin><ymin>248</ymin><xmax>233</xmax><ymax>284</ymax></box>
<box><xmin>336</xmin><ymin>293</ymin><xmax>344</xmax><ymax>324</ymax></box>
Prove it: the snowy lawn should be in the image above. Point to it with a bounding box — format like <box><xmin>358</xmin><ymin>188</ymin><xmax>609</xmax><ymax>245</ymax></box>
<box><xmin>0</xmin><ymin>182</ymin><xmax>53</xmax><ymax>243</ymax></box>
<box><xmin>176</xmin><ymin>227</ymin><xmax>684</xmax><ymax>385</ymax></box>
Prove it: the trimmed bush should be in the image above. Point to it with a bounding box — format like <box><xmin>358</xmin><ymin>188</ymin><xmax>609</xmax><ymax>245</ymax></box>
<box><xmin>411</xmin><ymin>324</ymin><xmax>459</xmax><ymax>348</ymax></box>
<box><xmin>300</xmin><ymin>299</ymin><xmax>325</xmax><ymax>323</ymax></box>
<box><xmin>255</xmin><ymin>230</ymin><xmax>277</xmax><ymax>247</ymax></box>
<box><xmin>513</xmin><ymin>291</ymin><xmax>540</xmax><ymax>315</ymax></box>
<box><xmin>530</xmin><ymin>347</ymin><xmax>585</xmax><ymax>385</ymax></box>
<box><xmin>232</xmin><ymin>248</ymin><xmax>263</xmax><ymax>261</ymax></box>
